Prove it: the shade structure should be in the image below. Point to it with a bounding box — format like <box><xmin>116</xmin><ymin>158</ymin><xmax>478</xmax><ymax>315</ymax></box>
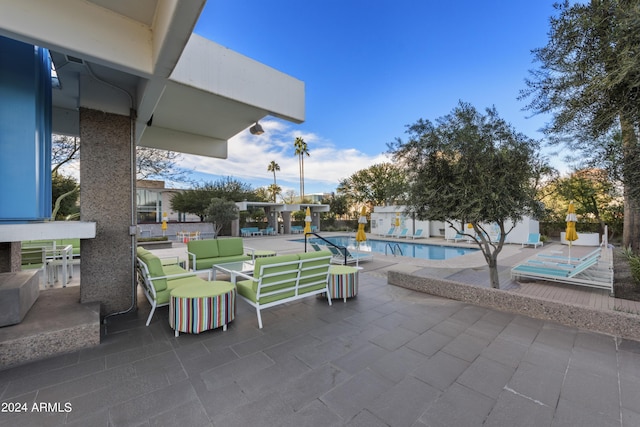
<box><xmin>565</xmin><ymin>201</ymin><xmax>579</xmax><ymax>260</ymax></box>
<box><xmin>304</xmin><ymin>207</ymin><xmax>312</xmax><ymax>234</ymax></box>
<box><xmin>356</xmin><ymin>206</ymin><xmax>367</xmax><ymax>243</ymax></box>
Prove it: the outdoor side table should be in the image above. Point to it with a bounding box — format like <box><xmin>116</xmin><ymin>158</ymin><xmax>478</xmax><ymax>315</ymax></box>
<box><xmin>169</xmin><ymin>281</ymin><xmax>235</xmax><ymax>337</ymax></box>
<box><xmin>328</xmin><ymin>265</ymin><xmax>359</xmax><ymax>302</ymax></box>
<box><xmin>249</xmin><ymin>250</ymin><xmax>277</xmax><ymax>258</ymax></box>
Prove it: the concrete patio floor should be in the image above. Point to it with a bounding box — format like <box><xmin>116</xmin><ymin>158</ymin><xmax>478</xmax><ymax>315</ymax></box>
<box><xmin>1</xmin><ymin>234</ymin><xmax>640</xmax><ymax>426</ymax></box>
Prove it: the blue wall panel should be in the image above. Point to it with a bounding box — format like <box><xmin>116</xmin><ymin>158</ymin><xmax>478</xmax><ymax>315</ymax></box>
<box><xmin>0</xmin><ymin>36</ymin><xmax>52</xmax><ymax>222</ymax></box>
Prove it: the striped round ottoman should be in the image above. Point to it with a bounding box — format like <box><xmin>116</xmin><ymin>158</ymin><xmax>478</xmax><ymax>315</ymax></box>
<box><xmin>328</xmin><ymin>265</ymin><xmax>359</xmax><ymax>303</ymax></box>
<box><xmin>169</xmin><ymin>281</ymin><xmax>235</xmax><ymax>337</ymax></box>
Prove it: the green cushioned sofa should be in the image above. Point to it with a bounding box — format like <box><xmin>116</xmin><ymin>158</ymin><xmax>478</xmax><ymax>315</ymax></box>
<box><xmin>233</xmin><ymin>251</ymin><xmax>333</xmax><ymax>328</ymax></box>
<box><xmin>187</xmin><ymin>238</ymin><xmax>254</xmax><ymax>273</ymax></box>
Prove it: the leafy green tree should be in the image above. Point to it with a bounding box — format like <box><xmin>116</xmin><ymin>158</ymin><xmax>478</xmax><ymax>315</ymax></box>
<box><xmin>267</xmin><ymin>184</ymin><xmax>282</xmax><ymax>203</ymax></box>
<box><xmin>294</xmin><ymin>137</ymin><xmax>310</xmax><ymax>200</ymax></box>
<box><xmin>170</xmin><ymin>177</ymin><xmax>256</xmax><ymax>220</ymax></box>
<box><xmin>51</xmin><ymin>173</ymin><xmax>79</xmax><ymax>219</ymax></box>
<box><xmin>389</xmin><ymin>102</ymin><xmax>544</xmax><ymax>289</ymax></box>
<box><xmin>254</xmin><ymin>187</ymin><xmax>272</xmax><ymax>202</ymax></box>
<box><xmin>521</xmin><ymin>0</ymin><xmax>640</xmax><ymax>250</ymax></box>
<box><xmin>205</xmin><ymin>198</ymin><xmax>239</xmax><ymax>237</ymax></box>
<box><xmin>267</xmin><ymin>160</ymin><xmax>280</xmax><ymax>202</ymax></box>
<box><xmin>338</xmin><ymin>163</ymin><xmax>407</xmax><ymax>207</ymax></box>
<box><xmin>328</xmin><ymin>194</ymin><xmax>349</xmax><ymax>220</ymax></box>
<box><xmin>555</xmin><ymin>169</ymin><xmax>621</xmax><ymax>235</ymax></box>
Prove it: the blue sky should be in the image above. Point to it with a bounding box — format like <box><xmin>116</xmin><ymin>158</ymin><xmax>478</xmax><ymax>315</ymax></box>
<box><xmin>174</xmin><ymin>1</ymin><xmax>564</xmax><ymax>196</ymax></box>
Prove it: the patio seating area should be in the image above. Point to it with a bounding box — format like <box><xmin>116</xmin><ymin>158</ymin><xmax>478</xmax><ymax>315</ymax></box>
<box><xmin>1</xmin><ymin>234</ymin><xmax>640</xmax><ymax>426</ymax></box>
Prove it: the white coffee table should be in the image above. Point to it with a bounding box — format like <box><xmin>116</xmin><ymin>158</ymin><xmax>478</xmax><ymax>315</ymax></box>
<box><xmin>211</xmin><ymin>260</ymin><xmax>255</xmax><ymax>281</ymax></box>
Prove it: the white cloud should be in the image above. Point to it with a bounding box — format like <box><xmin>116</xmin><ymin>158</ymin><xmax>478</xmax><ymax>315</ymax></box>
<box><xmin>174</xmin><ymin>118</ymin><xmax>388</xmax><ymax>192</ymax></box>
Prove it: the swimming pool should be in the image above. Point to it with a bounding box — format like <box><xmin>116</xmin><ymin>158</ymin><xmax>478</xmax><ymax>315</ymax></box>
<box><xmin>297</xmin><ymin>235</ymin><xmax>478</xmax><ymax>261</ymax></box>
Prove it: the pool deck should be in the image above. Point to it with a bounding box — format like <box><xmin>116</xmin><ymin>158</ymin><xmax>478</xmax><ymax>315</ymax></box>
<box><xmin>1</xmin><ymin>233</ymin><xmax>640</xmax><ymax>426</ymax></box>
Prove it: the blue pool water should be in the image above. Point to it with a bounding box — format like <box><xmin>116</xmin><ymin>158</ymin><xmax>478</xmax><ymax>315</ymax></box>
<box><xmin>297</xmin><ymin>235</ymin><xmax>478</xmax><ymax>261</ymax></box>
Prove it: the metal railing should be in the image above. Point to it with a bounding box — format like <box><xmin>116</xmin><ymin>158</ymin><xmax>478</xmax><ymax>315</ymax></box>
<box><xmin>304</xmin><ymin>232</ymin><xmax>349</xmax><ymax>265</ymax></box>
<box><xmin>385</xmin><ymin>242</ymin><xmax>403</xmax><ymax>257</ymax></box>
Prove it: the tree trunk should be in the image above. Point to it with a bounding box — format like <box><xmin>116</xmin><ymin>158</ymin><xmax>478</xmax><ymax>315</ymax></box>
<box><xmin>621</xmin><ymin>115</ymin><xmax>640</xmax><ymax>250</ymax></box>
<box><xmin>488</xmin><ymin>256</ymin><xmax>500</xmax><ymax>289</ymax></box>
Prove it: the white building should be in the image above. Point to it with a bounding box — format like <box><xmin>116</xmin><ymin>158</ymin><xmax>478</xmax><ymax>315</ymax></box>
<box><xmin>372</xmin><ymin>205</ymin><xmax>539</xmax><ymax>244</ymax></box>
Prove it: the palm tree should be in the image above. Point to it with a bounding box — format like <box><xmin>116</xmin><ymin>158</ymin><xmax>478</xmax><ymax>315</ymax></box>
<box><xmin>293</xmin><ymin>137</ymin><xmax>310</xmax><ymax>201</ymax></box>
<box><xmin>268</xmin><ymin>183</ymin><xmax>282</xmax><ymax>203</ymax></box>
<box><xmin>267</xmin><ymin>160</ymin><xmax>280</xmax><ymax>202</ymax></box>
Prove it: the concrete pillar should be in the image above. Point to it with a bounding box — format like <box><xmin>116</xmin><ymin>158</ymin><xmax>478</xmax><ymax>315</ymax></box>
<box><xmin>80</xmin><ymin>108</ymin><xmax>134</xmax><ymax>314</ymax></box>
<box><xmin>0</xmin><ymin>242</ymin><xmax>21</xmax><ymax>273</ymax></box>
<box><xmin>282</xmin><ymin>211</ymin><xmax>291</xmax><ymax>234</ymax></box>
<box><xmin>266</xmin><ymin>208</ymin><xmax>278</xmax><ymax>230</ymax></box>
<box><xmin>231</xmin><ymin>218</ymin><xmax>239</xmax><ymax>237</ymax></box>
<box><xmin>312</xmin><ymin>211</ymin><xmax>321</xmax><ymax>232</ymax></box>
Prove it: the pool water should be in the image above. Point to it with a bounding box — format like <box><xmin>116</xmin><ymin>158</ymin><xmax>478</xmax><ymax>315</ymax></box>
<box><xmin>299</xmin><ymin>235</ymin><xmax>478</xmax><ymax>261</ymax></box>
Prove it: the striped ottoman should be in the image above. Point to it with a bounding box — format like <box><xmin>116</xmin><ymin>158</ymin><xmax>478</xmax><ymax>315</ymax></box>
<box><xmin>328</xmin><ymin>265</ymin><xmax>359</xmax><ymax>303</ymax></box>
<box><xmin>169</xmin><ymin>281</ymin><xmax>235</xmax><ymax>337</ymax></box>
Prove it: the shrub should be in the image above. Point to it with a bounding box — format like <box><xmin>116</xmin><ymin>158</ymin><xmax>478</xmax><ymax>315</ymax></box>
<box><xmin>621</xmin><ymin>247</ymin><xmax>640</xmax><ymax>286</ymax></box>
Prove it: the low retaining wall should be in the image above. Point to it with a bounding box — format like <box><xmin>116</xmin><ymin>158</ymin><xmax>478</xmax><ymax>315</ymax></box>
<box><xmin>388</xmin><ymin>270</ymin><xmax>640</xmax><ymax>341</ymax></box>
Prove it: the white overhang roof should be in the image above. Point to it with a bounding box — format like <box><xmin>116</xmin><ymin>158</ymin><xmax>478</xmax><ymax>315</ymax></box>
<box><xmin>0</xmin><ymin>0</ymin><xmax>305</xmax><ymax>158</ymax></box>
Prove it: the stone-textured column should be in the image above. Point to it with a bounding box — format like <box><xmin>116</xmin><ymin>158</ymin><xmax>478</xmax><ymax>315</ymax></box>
<box><xmin>80</xmin><ymin>108</ymin><xmax>134</xmax><ymax>314</ymax></box>
<box><xmin>281</xmin><ymin>211</ymin><xmax>291</xmax><ymax>234</ymax></box>
<box><xmin>231</xmin><ymin>218</ymin><xmax>239</xmax><ymax>237</ymax></box>
<box><xmin>266</xmin><ymin>208</ymin><xmax>278</xmax><ymax>230</ymax></box>
<box><xmin>0</xmin><ymin>242</ymin><xmax>21</xmax><ymax>273</ymax></box>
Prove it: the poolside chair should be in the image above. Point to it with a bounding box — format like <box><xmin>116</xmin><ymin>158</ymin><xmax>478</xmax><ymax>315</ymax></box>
<box><xmin>522</xmin><ymin>233</ymin><xmax>543</xmax><ymax>248</ymax></box>
<box><xmin>446</xmin><ymin>233</ymin><xmax>465</xmax><ymax>243</ymax></box>
<box><xmin>383</xmin><ymin>227</ymin><xmax>396</xmax><ymax>237</ymax></box>
<box><xmin>310</xmin><ymin>243</ymin><xmax>325</xmax><ymax>252</ymax></box>
<box><xmin>326</xmin><ymin>245</ymin><xmax>373</xmax><ymax>265</ymax></box>
<box><xmin>536</xmin><ymin>247</ymin><xmax>601</xmax><ymax>264</ymax></box>
<box><xmin>511</xmin><ymin>253</ymin><xmax>613</xmax><ymax>294</ymax></box>
<box><xmin>395</xmin><ymin>228</ymin><xmax>409</xmax><ymax>238</ymax></box>
<box><xmin>410</xmin><ymin>229</ymin><xmax>425</xmax><ymax>239</ymax></box>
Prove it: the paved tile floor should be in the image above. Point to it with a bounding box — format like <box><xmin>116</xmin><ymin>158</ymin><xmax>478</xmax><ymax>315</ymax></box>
<box><xmin>1</xmin><ymin>272</ymin><xmax>640</xmax><ymax>426</ymax></box>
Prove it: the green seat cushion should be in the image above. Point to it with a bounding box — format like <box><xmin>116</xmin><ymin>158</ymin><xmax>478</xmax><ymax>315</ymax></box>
<box><xmin>155</xmin><ymin>276</ymin><xmax>201</xmax><ymax>305</ymax></box>
<box><xmin>188</xmin><ymin>239</ymin><xmax>219</xmax><ymax>259</ymax></box>
<box><xmin>139</xmin><ymin>253</ymin><xmax>168</xmax><ymax>292</ymax></box>
<box><xmin>217</xmin><ymin>238</ymin><xmax>244</xmax><ymax>257</ymax></box>
<box><xmin>236</xmin><ymin>279</ymin><xmax>258</xmax><ymax>302</ymax></box>
<box><xmin>163</xmin><ymin>264</ymin><xmax>192</xmax><ymax>277</ymax></box>
<box><xmin>136</xmin><ymin>247</ymin><xmax>151</xmax><ymax>257</ymax></box>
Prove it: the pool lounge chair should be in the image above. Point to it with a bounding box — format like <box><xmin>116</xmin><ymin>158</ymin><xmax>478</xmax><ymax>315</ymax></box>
<box><xmin>395</xmin><ymin>228</ymin><xmax>409</xmax><ymax>238</ymax></box>
<box><xmin>326</xmin><ymin>245</ymin><xmax>374</xmax><ymax>265</ymax></box>
<box><xmin>382</xmin><ymin>227</ymin><xmax>396</xmax><ymax>237</ymax></box>
<box><xmin>536</xmin><ymin>247</ymin><xmax>601</xmax><ymax>264</ymax></box>
<box><xmin>446</xmin><ymin>233</ymin><xmax>465</xmax><ymax>243</ymax></box>
<box><xmin>410</xmin><ymin>229</ymin><xmax>425</xmax><ymax>239</ymax></box>
<box><xmin>522</xmin><ymin>233</ymin><xmax>543</xmax><ymax>248</ymax></box>
<box><xmin>511</xmin><ymin>252</ymin><xmax>613</xmax><ymax>294</ymax></box>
